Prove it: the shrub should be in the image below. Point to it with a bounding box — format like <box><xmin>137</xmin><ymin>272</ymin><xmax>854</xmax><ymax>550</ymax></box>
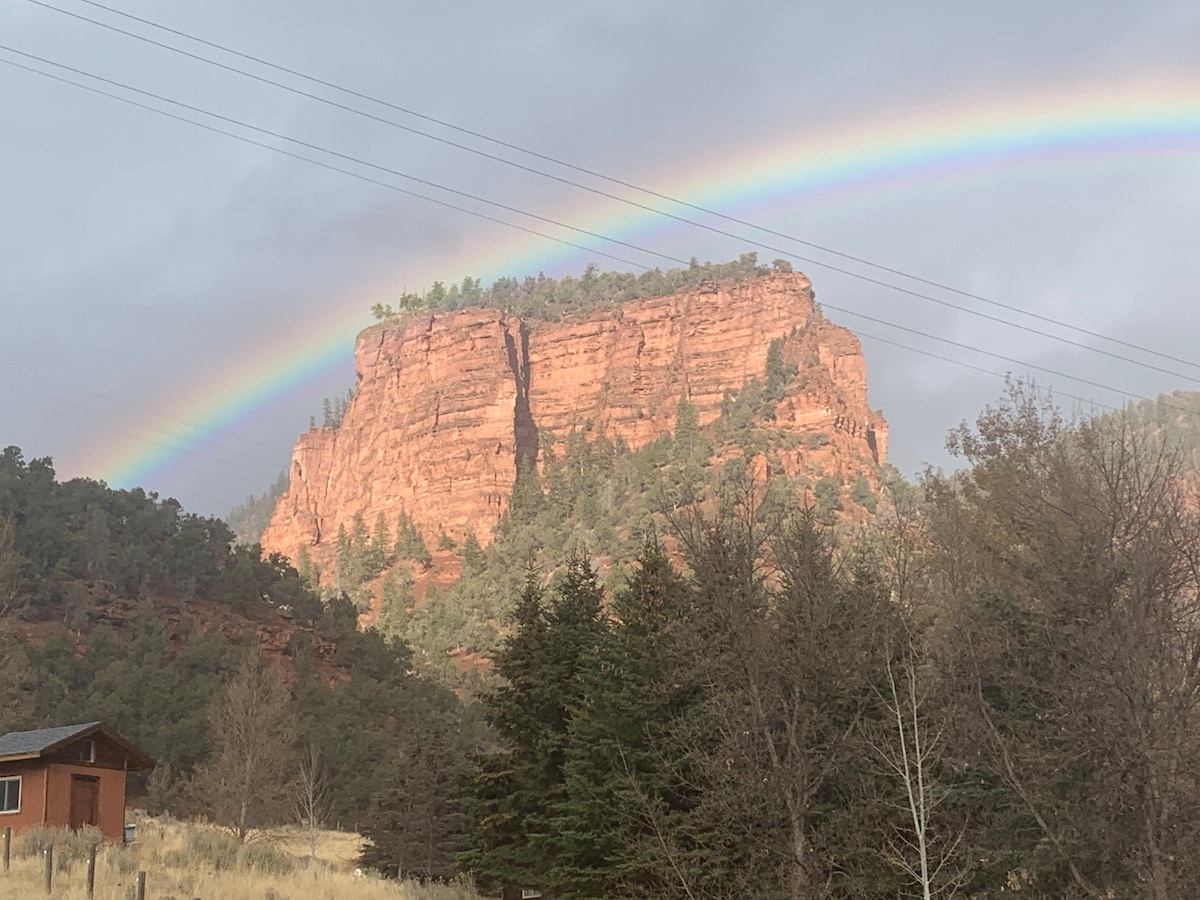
<box><xmin>185</xmin><ymin>828</ymin><xmax>240</xmax><ymax>870</ymax></box>
<box><xmin>113</xmin><ymin>844</ymin><xmax>141</xmax><ymax>875</ymax></box>
<box><xmin>238</xmin><ymin>839</ymin><xmax>297</xmax><ymax>876</ymax></box>
<box><xmin>850</xmin><ymin>473</ymin><xmax>877</xmax><ymax>512</ymax></box>
<box><xmin>14</xmin><ymin>825</ymin><xmax>102</xmax><ymax>863</ymax></box>
<box><xmin>813</xmin><ymin>475</ymin><xmax>843</xmax><ymax>523</ymax></box>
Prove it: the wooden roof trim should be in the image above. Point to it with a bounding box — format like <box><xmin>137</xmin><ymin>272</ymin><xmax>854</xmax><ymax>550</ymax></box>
<box><xmin>0</xmin><ymin>724</ymin><xmax>156</xmax><ymax>770</ymax></box>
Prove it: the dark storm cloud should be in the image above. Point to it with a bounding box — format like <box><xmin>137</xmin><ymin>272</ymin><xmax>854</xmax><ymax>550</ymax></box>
<box><xmin>1</xmin><ymin>0</ymin><xmax>1197</xmax><ymax>514</ymax></box>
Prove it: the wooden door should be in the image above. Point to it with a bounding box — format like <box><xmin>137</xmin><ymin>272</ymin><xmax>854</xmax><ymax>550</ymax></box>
<box><xmin>69</xmin><ymin>775</ymin><xmax>100</xmax><ymax>830</ymax></box>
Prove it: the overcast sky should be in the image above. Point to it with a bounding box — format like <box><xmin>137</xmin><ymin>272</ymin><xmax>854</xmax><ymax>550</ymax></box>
<box><xmin>2</xmin><ymin>0</ymin><xmax>1199</xmax><ymax>517</ymax></box>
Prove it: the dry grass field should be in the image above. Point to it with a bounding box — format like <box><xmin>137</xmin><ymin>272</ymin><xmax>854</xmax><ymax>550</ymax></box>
<box><xmin>0</xmin><ymin>814</ymin><xmax>482</xmax><ymax>900</ymax></box>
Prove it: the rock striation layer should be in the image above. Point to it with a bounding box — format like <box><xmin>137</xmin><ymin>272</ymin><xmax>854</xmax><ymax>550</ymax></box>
<box><xmin>261</xmin><ymin>273</ymin><xmax>888</xmax><ymax>565</ymax></box>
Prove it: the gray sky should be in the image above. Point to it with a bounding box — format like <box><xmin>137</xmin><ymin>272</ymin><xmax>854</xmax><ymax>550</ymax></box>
<box><xmin>2</xmin><ymin>0</ymin><xmax>1199</xmax><ymax>517</ymax></box>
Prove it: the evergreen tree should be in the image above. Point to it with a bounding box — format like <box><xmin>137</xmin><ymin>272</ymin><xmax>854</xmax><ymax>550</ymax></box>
<box><xmin>507</xmin><ymin>460</ymin><xmax>547</xmax><ymax>526</ymax></box>
<box><xmin>551</xmin><ymin>538</ymin><xmax>699</xmax><ymax>898</ymax></box>
<box><xmin>673</xmin><ymin>396</ymin><xmax>700</xmax><ymax>459</ymax></box>
<box><xmin>395</xmin><ymin>510</ymin><xmax>432</xmax><ymax>570</ymax></box>
<box><xmin>334</xmin><ymin>523</ymin><xmax>352</xmax><ymax>595</ymax></box>
<box><xmin>370</xmin><ymin>512</ymin><xmax>391</xmax><ymax>573</ymax></box>
<box><xmin>360</xmin><ymin>693</ymin><xmax>473</xmax><ymax>879</ymax></box>
<box><xmin>460</xmin><ymin>530</ymin><xmax>485</xmax><ymax>574</ymax></box>
<box><xmin>457</xmin><ymin>568</ymin><xmax>550</xmax><ymax>888</ymax></box>
<box><xmin>294</xmin><ymin>544</ymin><xmax>320</xmax><ymax>591</ymax></box>
<box><xmin>458</xmin><ymin>553</ymin><xmax>607</xmax><ymax>892</ymax></box>
<box><xmin>377</xmin><ymin>569</ymin><xmax>414</xmax><ymax>641</ymax></box>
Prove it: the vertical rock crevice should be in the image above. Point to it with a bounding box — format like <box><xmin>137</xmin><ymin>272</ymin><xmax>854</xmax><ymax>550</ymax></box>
<box><xmin>502</xmin><ymin>317</ymin><xmax>539</xmax><ymax>477</ymax></box>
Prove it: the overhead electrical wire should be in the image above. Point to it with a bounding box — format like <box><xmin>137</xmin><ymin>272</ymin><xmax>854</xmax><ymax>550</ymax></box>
<box><xmin>0</xmin><ymin>46</ymin><xmax>1191</xmax><ymax>430</ymax></box>
<box><xmin>25</xmin><ymin>0</ymin><xmax>1200</xmax><ymax>377</ymax></box>
<box><xmin>5</xmin><ymin>41</ymin><xmax>1200</xmax><ymax>397</ymax></box>
<box><xmin>851</xmin><ymin>330</ymin><xmax>1123</xmax><ymax>415</ymax></box>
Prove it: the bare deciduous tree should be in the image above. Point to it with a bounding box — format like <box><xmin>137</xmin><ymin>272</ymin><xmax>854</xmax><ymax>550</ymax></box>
<box><xmin>872</xmin><ymin>649</ymin><xmax>967</xmax><ymax>899</ymax></box>
<box><xmin>190</xmin><ymin>656</ymin><xmax>297</xmax><ymax>843</ymax></box>
<box><xmin>294</xmin><ymin>741</ymin><xmax>328</xmax><ymax>860</ymax></box>
<box><xmin>933</xmin><ymin>387</ymin><xmax>1200</xmax><ymax>898</ymax></box>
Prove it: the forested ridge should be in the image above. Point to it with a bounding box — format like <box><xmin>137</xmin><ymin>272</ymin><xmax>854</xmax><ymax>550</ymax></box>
<box><xmin>368</xmin><ymin>252</ymin><xmax>795</xmax><ymax>325</ymax></box>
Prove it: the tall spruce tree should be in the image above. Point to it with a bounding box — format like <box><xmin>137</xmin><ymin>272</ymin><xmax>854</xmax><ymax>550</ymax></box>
<box><xmin>458</xmin><ymin>553</ymin><xmax>607</xmax><ymax>892</ymax></box>
<box><xmin>551</xmin><ymin>538</ymin><xmax>700</xmax><ymax>898</ymax></box>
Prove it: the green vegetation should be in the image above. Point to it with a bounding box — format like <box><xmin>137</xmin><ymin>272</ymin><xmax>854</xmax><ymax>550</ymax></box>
<box><xmin>369</xmin><ymin>253</ymin><xmax>796</xmax><ymax>323</ymax></box>
<box><xmin>322</xmin><ymin>388</ymin><xmax>355</xmax><ymax>428</ymax></box>
<box><xmin>849</xmin><ymin>471</ymin><xmax>877</xmax><ymax>511</ymax></box>
<box><xmin>445</xmin><ymin>385</ymin><xmax>1200</xmax><ymax>897</ymax></box>
<box><xmin>0</xmin><ymin>446</ymin><xmax>474</xmax><ymax>878</ymax></box>
<box><xmin>11</xmin><ymin>380</ymin><xmax>1200</xmax><ymax>895</ymax></box>
<box><xmin>226</xmin><ymin>468</ymin><xmax>289</xmax><ymax>544</ymax></box>
<box><xmin>377</xmin><ymin>343</ymin><xmax>869</xmax><ymax>688</ymax></box>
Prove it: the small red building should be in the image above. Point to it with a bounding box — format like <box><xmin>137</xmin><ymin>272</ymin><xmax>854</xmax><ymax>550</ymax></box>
<box><xmin>0</xmin><ymin>722</ymin><xmax>155</xmax><ymax>841</ymax></box>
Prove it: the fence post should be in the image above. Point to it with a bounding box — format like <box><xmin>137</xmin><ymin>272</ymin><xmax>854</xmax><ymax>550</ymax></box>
<box><xmin>136</xmin><ymin>870</ymin><xmax>147</xmax><ymax>900</ymax></box>
<box><xmin>2</xmin><ymin>826</ymin><xmax>9</xmax><ymax>873</ymax></box>
<box><xmin>86</xmin><ymin>843</ymin><xmax>97</xmax><ymax>898</ymax></box>
<box><xmin>43</xmin><ymin>844</ymin><xmax>53</xmax><ymax>894</ymax></box>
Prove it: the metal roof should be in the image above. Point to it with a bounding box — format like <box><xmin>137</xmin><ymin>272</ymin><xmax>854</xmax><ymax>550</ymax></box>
<box><xmin>0</xmin><ymin>722</ymin><xmax>101</xmax><ymax>758</ymax></box>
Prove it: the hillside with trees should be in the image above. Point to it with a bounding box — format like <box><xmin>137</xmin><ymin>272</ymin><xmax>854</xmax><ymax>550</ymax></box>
<box><xmin>436</xmin><ymin>384</ymin><xmax>1200</xmax><ymax>898</ymax></box>
<box><xmin>297</xmin><ymin>384</ymin><xmax>900</xmax><ymax>689</ymax></box>
<box><xmin>0</xmin><ymin>446</ymin><xmax>477</xmax><ymax>876</ymax></box>
<box><xmin>226</xmin><ymin>468</ymin><xmax>289</xmax><ymax>544</ymax></box>
<box><xmin>7</xmin><ymin>380</ymin><xmax>1200</xmax><ymax>896</ymax></box>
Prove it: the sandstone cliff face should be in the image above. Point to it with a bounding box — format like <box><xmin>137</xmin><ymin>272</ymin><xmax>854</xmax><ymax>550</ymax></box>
<box><xmin>261</xmin><ymin>273</ymin><xmax>887</xmax><ymax>565</ymax></box>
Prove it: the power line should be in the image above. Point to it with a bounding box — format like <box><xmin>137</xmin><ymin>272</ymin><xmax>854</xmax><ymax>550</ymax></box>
<box><xmin>27</xmin><ymin>0</ymin><xmax>1200</xmax><ymax>377</ymax></box>
<box><xmin>7</xmin><ymin>41</ymin><xmax>1200</xmax><ymax>393</ymax></box>
<box><xmin>0</xmin><ymin>51</ymin><xmax>656</xmax><ymax>472</ymax></box>
<box><xmin>838</xmin><ymin>311</ymin><xmax>1144</xmax><ymax>405</ymax></box>
<box><xmin>0</xmin><ymin>50</ymin><xmax>651</xmax><ymax>273</ymax></box>
<box><xmin>1</xmin><ymin>47</ymin><xmax>1189</xmax><ymax>426</ymax></box>
<box><xmin>853</xmin><ymin>329</ymin><xmax>1122</xmax><ymax>415</ymax></box>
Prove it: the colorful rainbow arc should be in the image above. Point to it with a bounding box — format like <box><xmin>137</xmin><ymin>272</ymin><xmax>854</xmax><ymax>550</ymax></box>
<box><xmin>80</xmin><ymin>73</ymin><xmax>1200</xmax><ymax>490</ymax></box>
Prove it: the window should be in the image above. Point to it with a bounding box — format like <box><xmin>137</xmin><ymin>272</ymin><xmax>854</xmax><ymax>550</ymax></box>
<box><xmin>80</xmin><ymin>739</ymin><xmax>96</xmax><ymax>763</ymax></box>
<box><xmin>0</xmin><ymin>776</ymin><xmax>19</xmax><ymax>814</ymax></box>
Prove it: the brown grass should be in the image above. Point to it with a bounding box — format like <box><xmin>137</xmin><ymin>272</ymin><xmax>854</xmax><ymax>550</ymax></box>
<box><xmin>0</xmin><ymin>814</ymin><xmax>481</xmax><ymax>900</ymax></box>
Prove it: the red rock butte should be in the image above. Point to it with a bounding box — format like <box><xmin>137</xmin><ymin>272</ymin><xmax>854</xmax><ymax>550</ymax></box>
<box><xmin>260</xmin><ymin>272</ymin><xmax>888</xmax><ymax>566</ymax></box>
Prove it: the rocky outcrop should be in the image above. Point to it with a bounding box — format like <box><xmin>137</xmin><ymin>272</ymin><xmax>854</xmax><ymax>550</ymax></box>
<box><xmin>261</xmin><ymin>273</ymin><xmax>887</xmax><ymax>565</ymax></box>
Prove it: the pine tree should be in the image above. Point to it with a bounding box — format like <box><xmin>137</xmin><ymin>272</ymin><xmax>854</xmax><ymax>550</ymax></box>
<box><xmin>457</xmin><ymin>567</ymin><xmax>550</xmax><ymax>889</ymax></box>
<box><xmin>360</xmin><ymin>701</ymin><xmax>470</xmax><ymax>880</ymax></box>
<box><xmin>294</xmin><ymin>544</ymin><xmax>320</xmax><ymax>592</ymax></box>
<box><xmin>460</xmin><ymin>530</ymin><xmax>485</xmax><ymax>574</ymax></box>
<box><xmin>672</xmin><ymin>396</ymin><xmax>701</xmax><ymax>460</ymax></box>
<box><xmin>370</xmin><ymin>512</ymin><xmax>391</xmax><ymax>573</ymax></box>
<box><xmin>334</xmin><ymin>523</ymin><xmax>352</xmax><ymax>595</ymax></box>
<box><xmin>394</xmin><ymin>511</ymin><xmax>432</xmax><ymax>570</ymax></box>
<box><xmin>507</xmin><ymin>460</ymin><xmax>546</xmax><ymax>526</ymax></box>
<box><xmin>377</xmin><ymin>569</ymin><xmax>414</xmax><ymax>641</ymax></box>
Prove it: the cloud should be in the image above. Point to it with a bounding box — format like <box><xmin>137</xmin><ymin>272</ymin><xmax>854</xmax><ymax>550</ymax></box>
<box><xmin>1</xmin><ymin>0</ymin><xmax>1197</xmax><ymax>514</ymax></box>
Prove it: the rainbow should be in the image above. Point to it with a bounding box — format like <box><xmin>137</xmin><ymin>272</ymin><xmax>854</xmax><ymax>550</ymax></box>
<box><xmin>77</xmin><ymin>73</ymin><xmax>1200</xmax><ymax>490</ymax></box>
